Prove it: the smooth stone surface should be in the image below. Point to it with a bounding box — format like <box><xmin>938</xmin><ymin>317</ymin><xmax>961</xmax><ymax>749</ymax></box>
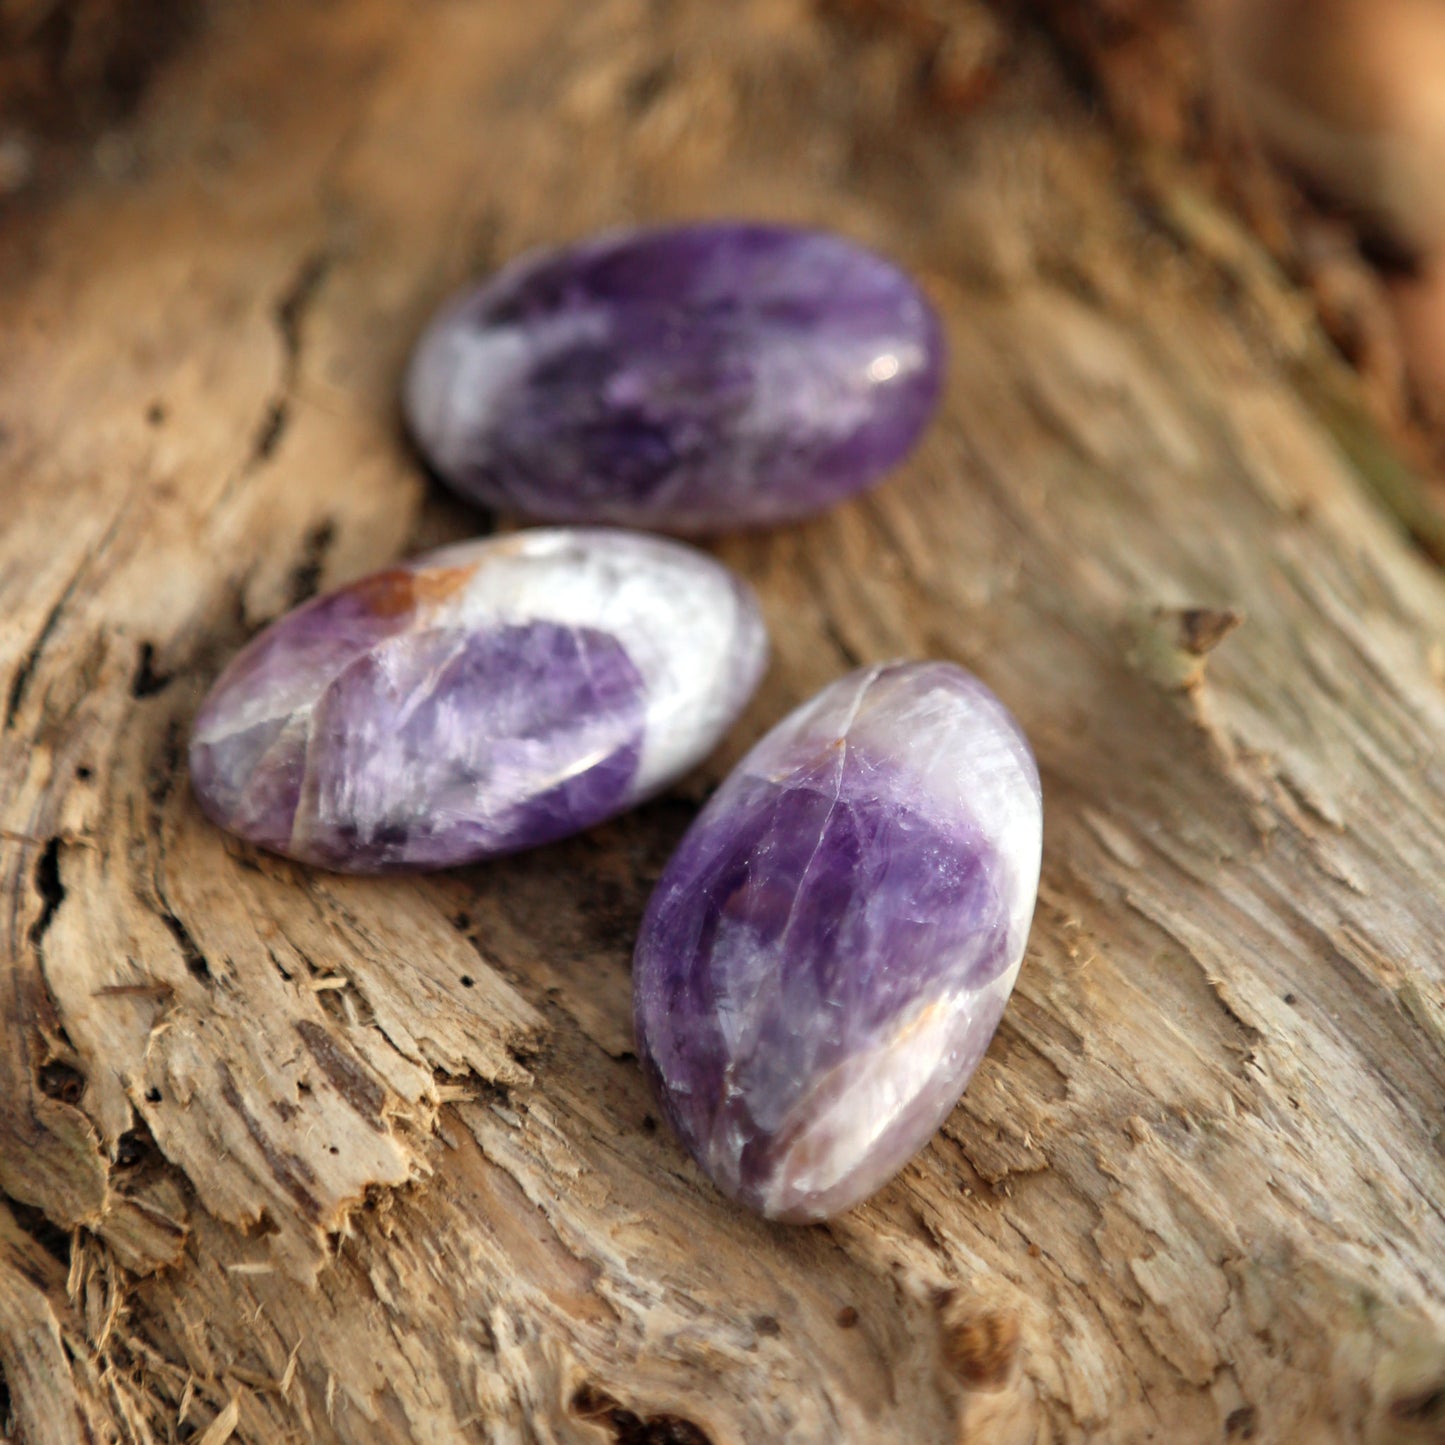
<box><xmin>190</xmin><ymin>529</ymin><xmax>768</xmax><ymax>872</ymax></box>
<box><xmin>633</xmin><ymin>661</ymin><xmax>1042</xmax><ymax>1221</ymax></box>
<box><xmin>404</xmin><ymin>222</ymin><xmax>944</xmax><ymax>533</ymax></box>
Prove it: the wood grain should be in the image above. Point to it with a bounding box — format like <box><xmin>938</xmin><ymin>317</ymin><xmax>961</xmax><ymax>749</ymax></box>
<box><xmin>2</xmin><ymin>1</ymin><xmax>1444</xmax><ymax>1440</ymax></box>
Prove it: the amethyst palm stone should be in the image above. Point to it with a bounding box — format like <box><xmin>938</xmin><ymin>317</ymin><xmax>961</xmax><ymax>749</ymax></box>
<box><xmin>634</xmin><ymin>662</ymin><xmax>1042</xmax><ymax>1220</ymax></box>
<box><xmin>404</xmin><ymin>223</ymin><xmax>945</xmax><ymax>533</ymax></box>
<box><xmin>190</xmin><ymin>530</ymin><xmax>767</xmax><ymax>872</ymax></box>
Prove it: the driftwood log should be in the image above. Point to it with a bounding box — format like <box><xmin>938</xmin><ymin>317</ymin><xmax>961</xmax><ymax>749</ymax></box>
<box><xmin>3</xmin><ymin>1</ymin><xmax>1445</xmax><ymax>1441</ymax></box>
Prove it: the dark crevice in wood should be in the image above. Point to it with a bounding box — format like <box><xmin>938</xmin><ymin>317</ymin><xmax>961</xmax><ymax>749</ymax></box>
<box><xmin>130</xmin><ymin>641</ymin><xmax>173</xmax><ymax>699</ymax></box>
<box><xmin>5</xmin><ymin>572</ymin><xmax>80</xmax><ymax>729</ymax></box>
<box><xmin>28</xmin><ymin>836</ymin><xmax>66</xmax><ymax>948</ymax></box>
<box><xmin>475</xmin><ymin>1073</ymin><xmax>515</xmax><ymax>1106</ymax></box>
<box><xmin>275</xmin><ymin>250</ymin><xmax>333</xmax><ymax>359</ymax></box>
<box><xmin>159</xmin><ymin>909</ymin><xmax>210</xmax><ymax>983</ymax></box>
<box><xmin>37</xmin><ymin>1060</ymin><xmax>85</xmax><ymax>1105</ymax></box>
<box><xmin>1224</xmin><ymin>1403</ymin><xmax>1258</xmax><ymax>1438</ymax></box>
<box><xmin>8</xmin><ymin>1198</ymin><xmax>72</xmax><ymax>1271</ymax></box>
<box><xmin>570</xmin><ymin>1385</ymin><xmax>714</xmax><ymax>1445</ymax></box>
<box><xmin>624</xmin><ymin>58</ymin><xmax>673</xmax><ymax>116</ymax></box>
<box><xmin>146</xmin><ymin>718</ymin><xmax>183</xmax><ymax>812</ymax></box>
<box><xmin>288</xmin><ymin>519</ymin><xmax>336</xmax><ymax>607</ymax></box>
<box><xmin>115</xmin><ymin>1115</ymin><xmax>159</xmax><ymax>1170</ymax></box>
<box><xmin>251</xmin><ymin>400</ymin><xmax>288</xmax><ymax>463</ymax></box>
<box><xmin>245</xmin><ymin>247</ymin><xmax>335</xmax><ymax>473</ymax></box>
<box><xmin>1390</xmin><ymin>1383</ymin><xmax>1445</xmax><ymax>1426</ymax></box>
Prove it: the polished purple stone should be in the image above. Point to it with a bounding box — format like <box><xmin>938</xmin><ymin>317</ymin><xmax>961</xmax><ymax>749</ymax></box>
<box><xmin>633</xmin><ymin>662</ymin><xmax>1042</xmax><ymax>1220</ymax></box>
<box><xmin>404</xmin><ymin>223</ymin><xmax>945</xmax><ymax>533</ymax></box>
<box><xmin>190</xmin><ymin>530</ymin><xmax>768</xmax><ymax>872</ymax></box>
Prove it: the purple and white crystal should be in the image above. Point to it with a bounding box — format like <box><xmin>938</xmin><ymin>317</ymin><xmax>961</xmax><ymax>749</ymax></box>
<box><xmin>404</xmin><ymin>222</ymin><xmax>944</xmax><ymax>533</ymax></box>
<box><xmin>633</xmin><ymin>662</ymin><xmax>1042</xmax><ymax>1221</ymax></box>
<box><xmin>190</xmin><ymin>530</ymin><xmax>767</xmax><ymax>872</ymax></box>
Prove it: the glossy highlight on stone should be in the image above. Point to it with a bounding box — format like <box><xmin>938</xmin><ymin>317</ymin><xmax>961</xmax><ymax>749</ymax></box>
<box><xmin>190</xmin><ymin>530</ymin><xmax>768</xmax><ymax>872</ymax></box>
<box><xmin>404</xmin><ymin>222</ymin><xmax>945</xmax><ymax>533</ymax></box>
<box><xmin>633</xmin><ymin>662</ymin><xmax>1042</xmax><ymax>1221</ymax></box>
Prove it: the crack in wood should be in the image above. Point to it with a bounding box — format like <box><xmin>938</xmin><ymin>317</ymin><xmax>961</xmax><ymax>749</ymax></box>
<box><xmin>28</xmin><ymin>837</ymin><xmax>66</xmax><ymax>950</ymax></box>
<box><xmin>1390</xmin><ymin>1381</ymin><xmax>1445</xmax><ymax>1426</ymax></box>
<box><xmin>5</xmin><ymin>568</ymin><xmax>83</xmax><ymax>730</ymax></box>
<box><xmin>245</xmin><ymin>247</ymin><xmax>335</xmax><ymax>472</ymax></box>
<box><xmin>130</xmin><ymin>641</ymin><xmax>173</xmax><ymax>699</ymax></box>
<box><xmin>159</xmin><ymin>908</ymin><xmax>211</xmax><ymax>983</ymax></box>
<box><xmin>569</xmin><ymin>1384</ymin><xmax>714</xmax><ymax>1445</ymax></box>
<box><xmin>6</xmin><ymin>1199</ymin><xmax>73</xmax><ymax>1273</ymax></box>
<box><xmin>146</xmin><ymin>717</ymin><xmax>183</xmax><ymax>813</ymax></box>
<box><xmin>287</xmin><ymin>519</ymin><xmax>336</xmax><ymax>607</ymax></box>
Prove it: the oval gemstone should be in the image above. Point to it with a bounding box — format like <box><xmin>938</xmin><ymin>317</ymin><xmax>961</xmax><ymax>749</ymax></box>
<box><xmin>190</xmin><ymin>530</ymin><xmax>768</xmax><ymax>872</ymax></box>
<box><xmin>404</xmin><ymin>223</ymin><xmax>944</xmax><ymax>533</ymax></box>
<box><xmin>633</xmin><ymin>662</ymin><xmax>1042</xmax><ymax>1220</ymax></box>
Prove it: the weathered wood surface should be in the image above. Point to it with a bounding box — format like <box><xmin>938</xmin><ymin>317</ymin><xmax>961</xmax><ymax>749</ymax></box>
<box><xmin>3</xmin><ymin>1</ymin><xmax>1445</xmax><ymax>1441</ymax></box>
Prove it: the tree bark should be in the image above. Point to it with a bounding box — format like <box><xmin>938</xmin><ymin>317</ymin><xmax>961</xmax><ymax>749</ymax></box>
<box><xmin>2</xmin><ymin>1</ymin><xmax>1444</xmax><ymax>1441</ymax></box>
